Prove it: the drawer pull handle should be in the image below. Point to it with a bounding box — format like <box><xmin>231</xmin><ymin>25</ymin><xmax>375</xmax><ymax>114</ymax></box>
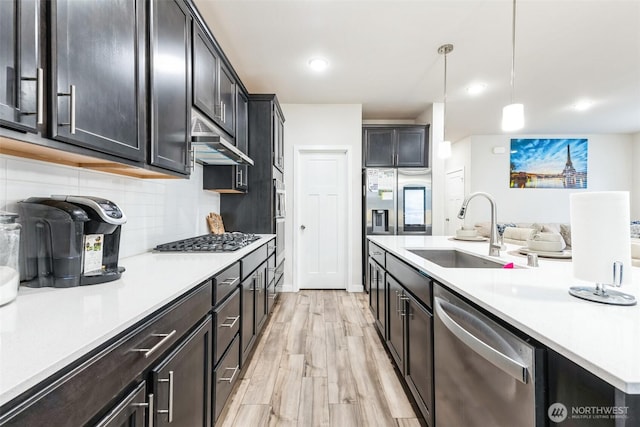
<box><xmin>157</xmin><ymin>371</ymin><xmax>174</xmax><ymax>422</ymax></box>
<box><xmin>132</xmin><ymin>330</ymin><xmax>177</xmax><ymax>358</ymax></box>
<box><xmin>220</xmin><ymin>316</ymin><xmax>239</xmax><ymax>328</ymax></box>
<box><xmin>219</xmin><ymin>365</ymin><xmax>239</xmax><ymax>383</ymax></box>
<box><xmin>371</xmin><ymin>251</ymin><xmax>382</xmax><ymax>256</ymax></box>
<box><xmin>220</xmin><ymin>277</ymin><xmax>239</xmax><ymax>286</ymax></box>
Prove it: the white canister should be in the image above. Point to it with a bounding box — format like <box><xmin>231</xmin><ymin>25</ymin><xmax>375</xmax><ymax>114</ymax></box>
<box><xmin>0</xmin><ymin>211</ymin><xmax>21</xmax><ymax>306</ymax></box>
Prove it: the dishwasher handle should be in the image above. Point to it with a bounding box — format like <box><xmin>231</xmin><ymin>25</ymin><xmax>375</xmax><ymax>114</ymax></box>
<box><xmin>434</xmin><ymin>297</ymin><xmax>529</xmax><ymax>384</ymax></box>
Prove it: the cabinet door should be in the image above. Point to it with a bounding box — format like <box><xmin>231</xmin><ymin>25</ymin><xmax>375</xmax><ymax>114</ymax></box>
<box><xmin>406</xmin><ymin>295</ymin><xmax>434</xmax><ymax>427</ymax></box>
<box><xmin>151</xmin><ymin>316</ymin><xmax>211</xmax><ymax>427</ymax></box>
<box><xmin>240</xmin><ymin>274</ymin><xmax>255</xmax><ymax>364</ymax></box>
<box><xmin>150</xmin><ymin>0</ymin><xmax>191</xmax><ymax>174</ymax></box>
<box><xmin>0</xmin><ymin>0</ymin><xmax>39</xmax><ymax>132</ymax></box>
<box><xmin>396</xmin><ymin>128</ymin><xmax>427</xmax><ymax>167</ymax></box>
<box><xmin>273</xmin><ymin>107</ymin><xmax>284</xmax><ymax>171</ymax></box>
<box><xmin>94</xmin><ymin>381</ymin><xmax>148</xmax><ymax>427</ymax></box>
<box><xmin>192</xmin><ymin>23</ymin><xmax>218</xmax><ymax>122</ymax></box>
<box><xmin>254</xmin><ymin>262</ymin><xmax>268</xmax><ymax>334</ymax></box>
<box><xmin>236</xmin><ymin>88</ymin><xmax>249</xmax><ymax>154</ymax></box>
<box><xmin>218</xmin><ymin>62</ymin><xmax>236</xmax><ymax>136</ymax></box>
<box><xmin>52</xmin><ymin>0</ymin><xmax>145</xmax><ymax>161</ymax></box>
<box><xmin>387</xmin><ymin>276</ymin><xmax>404</xmax><ymax>371</ymax></box>
<box><xmin>364</xmin><ymin>128</ymin><xmax>395</xmax><ymax>167</ymax></box>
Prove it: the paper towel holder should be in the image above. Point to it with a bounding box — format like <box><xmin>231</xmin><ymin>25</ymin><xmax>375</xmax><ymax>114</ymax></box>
<box><xmin>569</xmin><ymin>261</ymin><xmax>636</xmax><ymax>306</ymax></box>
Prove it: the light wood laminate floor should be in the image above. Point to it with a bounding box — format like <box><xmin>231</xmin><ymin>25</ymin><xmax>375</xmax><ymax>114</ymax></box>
<box><xmin>217</xmin><ymin>290</ymin><xmax>424</xmax><ymax>427</ymax></box>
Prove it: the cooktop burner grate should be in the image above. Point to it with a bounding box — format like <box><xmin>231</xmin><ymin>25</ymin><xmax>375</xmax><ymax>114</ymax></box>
<box><xmin>154</xmin><ymin>232</ymin><xmax>260</xmax><ymax>252</ymax></box>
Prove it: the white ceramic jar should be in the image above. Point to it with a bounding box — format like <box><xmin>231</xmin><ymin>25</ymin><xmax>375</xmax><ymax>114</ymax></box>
<box><xmin>0</xmin><ymin>211</ymin><xmax>21</xmax><ymax>306</ymax></box>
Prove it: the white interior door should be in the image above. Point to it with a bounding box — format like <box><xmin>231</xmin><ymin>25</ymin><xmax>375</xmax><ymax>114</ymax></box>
<box><xmin>297</xmin><ymin>150</ymin><xmax>347</xmax><ymax>289</ymax></box>
<box><xmin>445</xmin><ymin>169</ymin><xmax>465</xmax><ymax>235</ymax></box>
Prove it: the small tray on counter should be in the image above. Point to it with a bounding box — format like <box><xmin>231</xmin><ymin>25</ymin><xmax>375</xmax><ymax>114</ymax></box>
<box><xmin>517</xmin><ymin>247</ymin><xmax>572</xmax><ymax>259</ymax></box>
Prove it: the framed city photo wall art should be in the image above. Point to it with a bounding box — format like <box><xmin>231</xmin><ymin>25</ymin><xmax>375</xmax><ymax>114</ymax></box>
<box><xmin>510</xmin><ymin>138</ymin><xmax>588</xmax><ymax>189</ymax></box>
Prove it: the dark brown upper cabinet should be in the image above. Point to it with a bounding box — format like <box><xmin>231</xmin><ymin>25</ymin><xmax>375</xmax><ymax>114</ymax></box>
<box><xmin>0</xmin><ymin>0</ymin><xmax>40</xmax><ymax>133</ymax></box>
<box><xmin>192</xmin><ymin>23</ymin><xmax>219</xmax><ymax>124</ymax></box>
<box><xmin>192</xmin><ymin>22</ymin><xmax>235</xmax><ymax>139</ymax></box>
<box><xmin>50</xmin><ymin>0</ymin><xmax>146</xmax><ymax>162</ymax></box>
<box><xmin>363</xmin><ymin>125</ymin><xmax>429</xmax><ymax>167</ymax></box>
<box><xmin>149</xmin><ymin>0</ymin><xmax>192</xmax><ymax>174</ymax></box>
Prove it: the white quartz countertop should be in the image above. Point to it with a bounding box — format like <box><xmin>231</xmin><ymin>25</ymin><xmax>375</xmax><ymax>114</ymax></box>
<box><xmin>0</xmin><ymin>235</ymin><xmax>275</xmax><ymax>406</ymax></box>
<box><xmin>369</xmin><ymin>235</ymin><xmax>640</xmax><ymax>394</ymax></box>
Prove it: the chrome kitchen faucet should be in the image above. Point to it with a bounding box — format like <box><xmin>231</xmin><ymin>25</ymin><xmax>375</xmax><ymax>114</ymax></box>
<box><xmin>458</xmin><ymin>192</ymin><xmax>501</xmax><ymax>257</ymax></box>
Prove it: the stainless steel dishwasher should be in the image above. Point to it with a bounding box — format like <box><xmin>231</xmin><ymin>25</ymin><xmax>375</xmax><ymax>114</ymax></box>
<box><xmin>433</xmin><ymin>284</ymin><xmax>545</xmax><ymax>427</ymax></box>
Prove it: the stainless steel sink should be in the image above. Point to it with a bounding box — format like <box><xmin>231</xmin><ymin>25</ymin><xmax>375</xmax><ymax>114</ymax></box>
<box><xmin>408</xmin><ymin>249</ymin><xmax>508</xmax><ymax>268</ymax></box>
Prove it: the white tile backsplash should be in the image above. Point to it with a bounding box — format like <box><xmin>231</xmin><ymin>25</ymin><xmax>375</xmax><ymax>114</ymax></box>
<box><xmin>0</xmin><ymin>154</ymin><xmax>220</xmax><ymax>258</ymax></box>
<box><xmin>0</xmin><ymin>157</ymin><xmax>6</xmax><ymax>210</ymax></box>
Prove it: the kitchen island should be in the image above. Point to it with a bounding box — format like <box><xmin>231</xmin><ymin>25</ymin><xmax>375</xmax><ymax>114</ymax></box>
<box><xmin>0</xmin><ymin>235</ymin><xmax>276</xmax><ymax>425</ymax></box>
<box><xmin>369</xmin><ymin>235</ymin><xmax>640</xmax><ymax>394</ymax></box>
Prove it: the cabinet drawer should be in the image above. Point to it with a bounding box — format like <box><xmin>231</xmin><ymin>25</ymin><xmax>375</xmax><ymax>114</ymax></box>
<box><xmin>213</xmin><ymin>335</ymin><xmax>240</xmax><ymax>423</ymax></box>
<box><xmin>369</xmin><ymin>241</ymin><xmax>385</xmax><ymax>267</ymax></box>
<box><xmin>241</xmin><ymin>244</ymin><xmax>268</xmax><ymax>280</ymax></box>
<box><xmin>0</xmin><ymin>281</ymin><xmax>212</xmax><ymax>427</ymax></box>
<box><xmin>213</xmin><ymin>262</ymin><xmax>241</xmax><ymax>305</ymax></box>
<box><xmin>214</xmin><ymin>288</ymin><xmax>240</xmax><ymax>365</ymax></box>
<box><xmin>386</xmin><ymin>253</ymin><xmax>432</xmax><ymax>309</ymax></box>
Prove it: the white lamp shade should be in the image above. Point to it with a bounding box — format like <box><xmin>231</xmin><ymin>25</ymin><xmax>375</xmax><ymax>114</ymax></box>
<box><xmin>501</xmin><ymin>103</ymin><xmax>524</xmax><ymax>131</ymax></box>
<box><xmin>570</xmin><ymin>192</ymin><xmax>631</xmax><ymax>285</ymax></box>
<box><xmin>439</xmin><ymin>140</ymin><xmax>452</xmax><ymax>159</ymax></box>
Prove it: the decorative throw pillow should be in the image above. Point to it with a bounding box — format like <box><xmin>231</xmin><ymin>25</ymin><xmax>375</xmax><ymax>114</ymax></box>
<box><xmin>559</xmin><ymin>224</ymin><xmax>572</xmax><ymax>248</ymax></box>
<box><xmin>631</xmin><ymin>221</ymin><xmax>640</xmax><ymax>239</ymax></box>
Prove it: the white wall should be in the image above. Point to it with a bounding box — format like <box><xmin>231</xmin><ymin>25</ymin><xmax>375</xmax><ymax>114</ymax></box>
<box><xmin>280</xmin><ymin>104</ymin><xmax>363</xmax><ymax>292</ymax></box>
<box><xmin>0</xmin><ymin>155</ymin><xmax>220</xmax><ymax>258</ymax></box>
<box><xmin>633</xmin><ymin>132</ymin><xmax>640</xmax><ymax>218</ymax></box>
<box><xmin>447</xmin><ymin>134</ymin><xmax>633</xmax><ymax>226</ymax></box>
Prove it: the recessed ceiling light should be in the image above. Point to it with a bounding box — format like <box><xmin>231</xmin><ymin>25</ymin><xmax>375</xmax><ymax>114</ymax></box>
<box><xmin>572</xmin><ymin>100</ymin><xmax>594</xmax><ymax>111</ymax></box>
<box><xmin>466</xmin><ymin>83</ymin><xmax>487</xmax><ymax>95</ymax></box>
<box><xmin>308</xmin><ymin>57</ymin><xmax>329</xmax><ymax>72</ymax></box>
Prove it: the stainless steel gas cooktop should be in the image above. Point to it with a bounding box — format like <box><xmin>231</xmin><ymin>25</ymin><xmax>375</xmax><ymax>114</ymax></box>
<box><xmin>154</xmin><ymin>232</ymin><xmax>260</xmax><ymax>252</ymax></box>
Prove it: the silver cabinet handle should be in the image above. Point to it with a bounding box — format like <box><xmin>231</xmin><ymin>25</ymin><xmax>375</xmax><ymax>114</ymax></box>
<box><xmin>223</xmin><ymin>102</ymin><xmax>226</xmax><ymax>122</ymax></box>
<box><xmin>57</xmin><ymin>84</ymin><xmax>76</xmax><ymax>134</ymax></box>
<box><xmin>236</xmin><ymin>168</ymin><xmax>243</xmax><ymax>187</ymax></box>
<box><xmin>132</xmin><ymin>330</ymin><xmax>177</xmax><ymax>358</ymax></box>
<box><xmin>36</xmin><ymin>68</ymin><xmax>43</xmax><ymax>124</ymax></box>
<box><xmin>371</xmin><ymin>251</ymin><xmax>383</xmax><ymax>256</ymax></box>
<box><xmin>132</xmin><ymin>393</ymin><xmax>154</xmax><ymax>427</ymax></box>
<box><xmin>219</xmin><ymin>277</ymin><xmax>239</xmax><ymax>287</ymax></box>
<box><xmin>157</xmin><ymin>370</ymin><xmax>174</xmax><ymax>422</ymax></box>
<box><xmin>19</xmin><ymin>68</ymin><xmax>44</xmax><ymax>124</ymax></box>
<box><xmin>219</xmin><ymin>365</ymin><xmax>239</xmax><ymax>383</ymax></box>
<box><xmin>219</xmin><ymin>316</ymin><xmax>239</xmax><ymax>328</ymax></box>
<box><xmin>434</xmin><ymin>297</ymin><xmax>529</xmax><ymax>384</ymax></box>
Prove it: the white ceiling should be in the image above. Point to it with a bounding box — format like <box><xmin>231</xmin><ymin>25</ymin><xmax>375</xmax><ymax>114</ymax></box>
<box><xmin>193</xmin><ymin>0</ymin><xmax>640</xmax><ymax>142</ymax></box>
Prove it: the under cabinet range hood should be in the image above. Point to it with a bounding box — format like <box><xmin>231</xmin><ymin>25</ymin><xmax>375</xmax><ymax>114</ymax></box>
<box><xmin>190</xmin><ymin>110</ymin><xmax>254</xmax><ymax>166</ymax></box>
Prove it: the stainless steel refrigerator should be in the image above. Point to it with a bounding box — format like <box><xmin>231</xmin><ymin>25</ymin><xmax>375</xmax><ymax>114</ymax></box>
<box><xmin>362</xmin><ymin>168</ymin><xmax>432</xmax><ymax>289</ymax></box>
<box><xmin>364</xmin><ymin>168</ymin><xmax>432</xmax><ymax>236</ymax></box>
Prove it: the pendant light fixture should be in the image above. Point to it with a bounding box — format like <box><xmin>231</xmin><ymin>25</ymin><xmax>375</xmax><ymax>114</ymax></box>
<box><xmin>438</xmin><ymin>43</ymin><xmax>453</xmax><ymax>159</ymax></box>
<box><xmin>502</xmin><ymin>0</ymin><xmax>524</xmax><ymax>132</ymax></box>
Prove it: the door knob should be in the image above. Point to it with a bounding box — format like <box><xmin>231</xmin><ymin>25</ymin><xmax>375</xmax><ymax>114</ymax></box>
<box><xmin>300</xmin><ymin>225</ymin><xmax>306</xmax><ymax>230</ymax></box>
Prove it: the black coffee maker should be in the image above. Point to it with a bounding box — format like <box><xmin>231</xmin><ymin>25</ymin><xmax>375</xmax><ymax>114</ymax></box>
<box><xmin>18</xmin><ymin>195</ymin><xmax>126</xmax><ymax>288</ymax></box>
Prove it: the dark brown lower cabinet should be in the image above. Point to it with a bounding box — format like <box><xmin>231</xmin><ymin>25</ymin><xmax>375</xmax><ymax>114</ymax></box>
<box><xmin>370</xmin><ymin>251</ymin><xmax>434</xmax><ymax>427</ymax></box>
<box><xmin>94</xmin><ymin>381</ymin><xmax>148</xmax><ymax>427</ymax></box>
<box><xmin>151</xmin><ymin>316</ymin><xmax>212</xmax><ymax>427</ymax></box>
<box><xmin>405</xmin><ymin>293</ymin><xmax>434</xmax><ymax>427</ymax></box>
